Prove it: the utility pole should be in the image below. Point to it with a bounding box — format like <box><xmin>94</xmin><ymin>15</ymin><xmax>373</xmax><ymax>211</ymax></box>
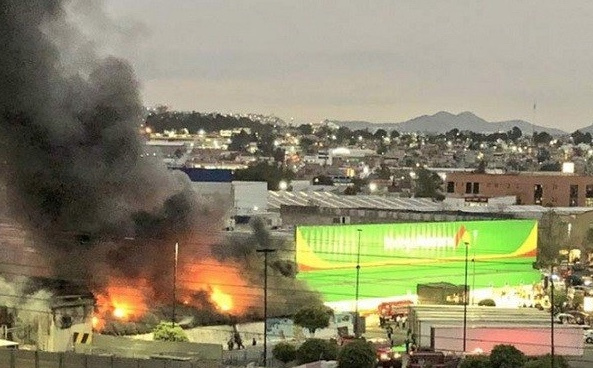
<box><xmin>463</xmin><ymin>240</ymin><xmax>469</xmax><ymax>352</ymax></box>
<box><xmin>172</xmin><ymin>242</ymin><xmax>179</xmax><ymax>327</ymax></box>
<box><xmin>550</xmin><ymin>265</ymin><xmax>555</xmax><ymax>368</ymax></box>
<box><xmin>257</xmin><ymin>248</ymin><xmax>276</xmax><ymax>367</ymax></box>
<box><xmin>354</xmin><ymin>229</ymin><xmax>362</xmax><ymax>337</ymax></box>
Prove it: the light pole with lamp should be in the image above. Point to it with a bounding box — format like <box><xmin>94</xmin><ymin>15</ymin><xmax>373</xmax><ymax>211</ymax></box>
<box><xmin>472</xmin><ymin>230</ymin><xmax>478</xmax><ymax>305</ymax></box>
<box><xmin>257</xmin><ymin>248</ymin><xmax>276</xmax><ymax>367</ymax></box>
<box><xmin>172</xmin><ymin>242</ymin><xmax>179</xmax><ymax>327</ymax></box>
<box><xmin>354</xmin><ymin>229</ymin><xmax>362</xmax><ymax>337</ymax></box>
<box><xmin>463</xmin><ymin>239</ymin><xmax>470</xmax><ymax>352</ymax></box>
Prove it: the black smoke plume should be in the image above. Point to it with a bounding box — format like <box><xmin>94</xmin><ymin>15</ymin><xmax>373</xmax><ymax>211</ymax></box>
<box><xmin>0</xmin><ymin>0</ymin><xmax>223</xmax><ymax>299</ymax></box>
<box><xmin>0</xmin><ymin>0</ymin><xmax>321</xmax><ymax>326</ymax></box>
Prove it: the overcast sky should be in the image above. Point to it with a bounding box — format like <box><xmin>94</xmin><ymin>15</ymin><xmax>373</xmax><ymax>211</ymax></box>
<box><xmin>102</xmin><ymin>0</ymin><xmax>593</xmax><ymax>131</ymax></box>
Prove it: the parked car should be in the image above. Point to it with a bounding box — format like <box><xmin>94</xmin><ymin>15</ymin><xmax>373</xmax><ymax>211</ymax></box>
<box><xmin>584</xmin><ymin>329</ymin><xmax>593</xmax><ymax>344</ymax></box>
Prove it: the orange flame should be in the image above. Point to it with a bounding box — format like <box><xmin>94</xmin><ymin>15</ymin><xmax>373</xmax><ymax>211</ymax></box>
<box><xmin>182</xmin><ymin>258</ymin><xmax>258</xmax><ymax>315</ymax></box>
<box><xmin>210</xmin><ymin>287</ymin><xmax>233</xmax><ymax>312</ymax></box>
<box><xmin>94</xmin><ymin>278</ymin><xmax>150</xmax><ymax>330</ymax></box>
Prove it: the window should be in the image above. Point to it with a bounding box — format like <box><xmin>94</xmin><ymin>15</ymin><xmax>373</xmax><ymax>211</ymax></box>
<box><xmin>569</xmin><ymin>184</ymin><xmax>579</xmax><ymax>207</ymax></box>
<box><xmin>447</xmin><ymin>181</ymin><xmax>455</xmax><ymax>193</ymax></box>
<box><xmin>586</xmin><ymin>185</ymin><xmax>593</xmax><ymax>207</ymax></box>
<box><xmin>465</xmin><ymin>182</ymin><xmax>472</xmax><ymax>194</ymax></box>
<box><xmin>472</xmin><ymin>182</ymin><xmax>480</xmax><ymax>194</ymax></box>
<box><xmin>534</xmin><ymin>184</ymin><xmax>543</xmax><ymax>205</ymax></box>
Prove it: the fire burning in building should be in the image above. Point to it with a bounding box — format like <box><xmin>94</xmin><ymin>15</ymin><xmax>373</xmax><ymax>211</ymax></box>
<box><xmin>0</xmin><ymin>0</ymin><xmax>322</xmax><ymax>334</ymax></box>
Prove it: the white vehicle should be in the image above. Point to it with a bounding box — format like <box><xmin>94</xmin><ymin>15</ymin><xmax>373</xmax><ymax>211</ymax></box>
<box><xmin>584</xmin><ymin>329</ymin><xmax>593</xmax><ymax>344</ymax></box>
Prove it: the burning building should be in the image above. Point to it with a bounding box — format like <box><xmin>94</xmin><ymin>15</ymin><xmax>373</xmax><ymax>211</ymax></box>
<box><xmin>0</xmin><ymin>277</ymin><xmax>94</xmax><ymax>352</ymax></box>
<box><xmin>0</xmin><ymin>0</ymin><xmax>320</xmax><ymax>340</ymax></box>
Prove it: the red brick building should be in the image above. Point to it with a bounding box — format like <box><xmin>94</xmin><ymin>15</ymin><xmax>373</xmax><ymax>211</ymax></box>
<box><xmin>445</xmin><ymin>172</ymin><xmax>593</xmax><ymax>207</ymax></box>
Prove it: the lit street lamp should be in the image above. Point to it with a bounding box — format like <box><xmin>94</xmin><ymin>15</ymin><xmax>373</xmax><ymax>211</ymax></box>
<box><xmin>463</xmin><ymin>239</ymin><xmax>469</xmax><ymax>352</ymax></box>
<box><xmin>354</xmin><ymin>229</ymin><xmax>362</xmax><ymax>337</ymax></box>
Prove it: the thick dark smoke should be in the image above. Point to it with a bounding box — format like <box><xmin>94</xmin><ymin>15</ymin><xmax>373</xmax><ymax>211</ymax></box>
<box><xmin>0</xmin><ymin>0</ymin><xmax>321</xmax><ymax>327</ymax></box>
<box><xmin>212</xmin><ymin>218</ymin><xmax>323</xmax><ymax>318</ymax></box>
<box><xmin>0</xmin><ymin>0</ymin><xmax>223</xmax><ymax>298</ymax></box>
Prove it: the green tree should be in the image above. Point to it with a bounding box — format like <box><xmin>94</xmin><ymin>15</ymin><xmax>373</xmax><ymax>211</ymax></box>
<box><xmin>373</xmin><ymin>129</ymin><xmax>388</xmax><ymax>140</ymax></box>
<box><xmin>337</xmin><ymin>339</ymin><xmax>376</xmax><ymax>368</ymax></box>
<box><xmin>523</xmin><ymin>354</ymin><xmax>569</xmax><ymax>368</ymax></box>
<box><xmin>298</xmin><ymin>124</ymin><xmax>313</xmax><ymax>135</ymax></box>
<box><xmin>459</xmin><ymin>355</ymin><xmax>491</xmax><ymax>368</ymax></box>
<box><xmin>581</xmin><ymin>228</ymin><xmax>593</xmax><ymax>261</ymax></box>
<box><xmin>152</xmin><ymin>322</ymin><xmax>189</xmax><ymax>342</ymax></box>
<box><xmin>272</xmin><ymin>342</ymin><xmax>297</xmax><ymax>365</ymax></box>
<box><xmin>296</xmin><ymin>338</ymin><xmax>338</xmax><ymax>364</ymax></box>
<box><xmin>507</xmin><ymin>126</ymin><xmax>522</xmax><ymax>141</ymax></box>
<box><xmin>234</xmin><ymin>162</ymin><xmax>294</xmax><ymax>190</ymax></box>
<box><xmin>489</xmin><ymin>344</ymin><xmax>525</xmax><ymax>368</ymax></box>
<box><xmin>538</xmin><ymin>210</ymin><xmax>566</xmax><ymax>267</ymax></box>
<box><xmin>413</xmin><ymin>168</ymin><xmax>444</xmax><ymax>200</ymax></box>
<box><xmin>228</xmin><ymin>130</ymin><xmax>254</xmax><ymax>152</ymax></box>
<box><xmin>293</xmin><ymin>305</ymin><xmax>334</xmax><ymax>335</ymax></box>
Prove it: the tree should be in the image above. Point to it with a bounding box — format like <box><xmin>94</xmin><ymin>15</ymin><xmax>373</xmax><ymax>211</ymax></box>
<box><xmin>507</xmin><ymin>126</ymin><xmax>522</xmax><ymax>141</ymax></box>
<box><xmin>337</xmin><ymin>339</ymin><xmax>376</xmax><ymax>368</ymax></box>
<box><xmin>489</xmin><ymin>344</ymin><xmax>525</xmax><ymax>368</ymax></box>
<box><xmin>299</xmin><ymin>137</ymin><xmax>316</xmax><ymax>154</ymax></box>
<box><xmin>296</xmin><ymin>338</ymin><xmax>338</xmax><ymax>364</ymax></box>
<box><xmin>272</xmin><ymin>342</ymin><xmax>297</xmax><ymax>366</ymax></box>
<box><xmin>375</xmin><ymin>163</ymin><xmax>391</xmax><ymax>180</ymax></box>
<box><xmin>475</xmin><ymin>160</ymin><xmax>487</xmax><ymax>174</ymax></box>
<box><xmin>581</xmin><ymin>228</ymin><xmax>593</xmax><ymax>263</ymax></box>
<box><xmin>297</xmin><ymin>124</ymin><xmax>313</xmax><ymax>135</ymax></box>
<box><xmin>390</xmin><ymin>129</ymin><xmax>400</xmax><ymax>139</ymax></box>
<box><xmin>540</xmin><ymin>161</ymin><xmax>561</xmax><ymax>172</ymax></box>
<box><xmin>234</xmin><ymin>162</ymin><xmax>295</xmax><ymax>190</ymax></box>
<box><xmin>152</xmin><ymin>322</ymin><xmax>189</xmax><ymax>342</ymax></box>
<box><xmin>413</xmin><ymin>168</ymin><xmax>444</xmax><ymax>201</ymax></box>
<box><xmin>538</xmin><ymin>210</ymin><xmax>566</xmax><ymax>267</ymax></box>
<box><xmin>293</xmin><ymin>305</ymin><xmax>334</xmax><ymax>335</ymax></box>
<box><xmin>523</xmin><ymin>354</ymin><xmax>569</xmax><ymax>368</ymax></box>
<box><xmin>533</xmin><ymin>131</ymin><xmax>553</xmax><ymax>145</ymax></box>
<box><xmin>228</xmin><ymin>130</ymin><xmax>254</xmax><ymax>152</ymax></box>
<box><xmin>459</xmin><ymin>355</ymin><xmax>491</xmax><ymax>368</ymax></box>
<box><xmin>373</xmin><ymin>129</ymin><xmax>388</xmax><ymax>140</ymax></box>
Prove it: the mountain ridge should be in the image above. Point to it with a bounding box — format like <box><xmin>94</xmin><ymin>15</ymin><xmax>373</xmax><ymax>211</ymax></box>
<box><xmin>327</xmin><ymin>111</ymin><xmax>568</xmax><ymax>135</ymax></box>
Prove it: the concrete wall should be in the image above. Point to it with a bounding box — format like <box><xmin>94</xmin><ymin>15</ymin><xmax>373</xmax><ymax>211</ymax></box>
<box><xmin>432</xmin><ymin>325</ymin><xmax>583</xmax><ymax>356</ymax></box>
<box><xmin>74</xmin><ymin>335</ymin><xmax>222</xmax><ymax>364</ymax></box>
<box><xmin>279</xmin><ymin>205</ymin><xmax>509</xmax><ymax>227</ymax></box>
<box><xmin>0</xmin><ymin>350</ymin><xmax>219</xmax><ymax>368</ymax></box>
<box><xmin>233</xmin><ymin>181</ymin><xmax>268</xmax><ymax>216</ymax></box>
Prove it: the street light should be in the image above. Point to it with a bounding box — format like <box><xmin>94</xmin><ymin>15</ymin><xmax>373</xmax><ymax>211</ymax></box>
<box><xmin>463</xmin><ymin>239</ymin><xmax>469</xmax><ymax>352</ymax></box>
<box><xmin>172</xmin><ymin>242</ymin><xmax>179</xmax><ymax>327</ymax></box>
<box><xmin>354</xmin><ymin>229</ymin><xmax>362</xmax><ymax>337</ymax></box>
<box><xmin>257</xmin><ymin>248</ymin><xmax>276</xmax><ymax>367</ymax></box>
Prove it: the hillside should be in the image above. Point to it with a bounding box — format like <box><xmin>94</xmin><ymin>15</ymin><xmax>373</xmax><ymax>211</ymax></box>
<box><xmin>329</xmin><ymin>111</ymin><xmax>566</xmax><ymax>135</ymax></box>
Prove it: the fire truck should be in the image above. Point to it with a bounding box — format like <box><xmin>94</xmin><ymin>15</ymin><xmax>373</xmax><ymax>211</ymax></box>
<box><xmin>378</xmin><ymin>300</ymin><xmax>414</xmax><ymax>327</ymax></box>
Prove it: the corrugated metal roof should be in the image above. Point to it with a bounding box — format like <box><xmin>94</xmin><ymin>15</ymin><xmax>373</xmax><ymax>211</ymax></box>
<box><xmin>268</xmin><ymin>191</ymin><xmax>593</xmax><ymax>216</ymax></box>
<box><xmin>268</xmin><ymin>191</ymin><xmax>441</xmax><ymax>211</ymax></box>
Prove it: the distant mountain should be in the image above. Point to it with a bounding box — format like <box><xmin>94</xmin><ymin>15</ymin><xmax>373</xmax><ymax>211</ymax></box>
<box><xmin>576</xmin><ymin>124</ymin><xmax>593</xmax><ymax>135</ymax></box>
<box><xmin>328</xmin><ymin>111</ymin><xmax>566</xmax><ymax>136</ymax></box>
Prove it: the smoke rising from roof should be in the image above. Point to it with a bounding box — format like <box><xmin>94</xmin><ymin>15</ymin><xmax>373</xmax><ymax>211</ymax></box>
<box><xmin>0</xmin><ymin>0</ymin><xmax>223</xmax><ymax>300</ymax></box>
<box><xmin>0</xmin><ymin>0</ymin><xmax>322</xmax><ymax>323</ymax></box>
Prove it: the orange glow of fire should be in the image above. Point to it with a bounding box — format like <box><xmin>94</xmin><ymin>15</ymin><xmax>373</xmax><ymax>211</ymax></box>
<box><xmin>183</xmin><ymin>259</ymin><xmax>256</xmax><ymax>315</ymax></box>
<box><xmin>94</xmin><ymin>278</ymin><xmax>150</xmax><ymax>330</ymax></box>
<box><xmin>210</xmin><ymin>287</ymin><xmax>233</xmax><ymax>312</ymax></box>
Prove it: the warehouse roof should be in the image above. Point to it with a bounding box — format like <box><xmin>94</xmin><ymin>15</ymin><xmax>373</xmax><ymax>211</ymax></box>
<box><xmin>268</xmin><ymin>191</ymin><xmax>442</xmax><ymax>211</ymax></box>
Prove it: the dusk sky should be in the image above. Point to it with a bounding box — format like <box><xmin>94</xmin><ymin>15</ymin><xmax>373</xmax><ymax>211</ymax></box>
<box><xmin>102</xmin><ymin>1</ymin><xmax>593</xmax><ymax>131</ymax></box>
